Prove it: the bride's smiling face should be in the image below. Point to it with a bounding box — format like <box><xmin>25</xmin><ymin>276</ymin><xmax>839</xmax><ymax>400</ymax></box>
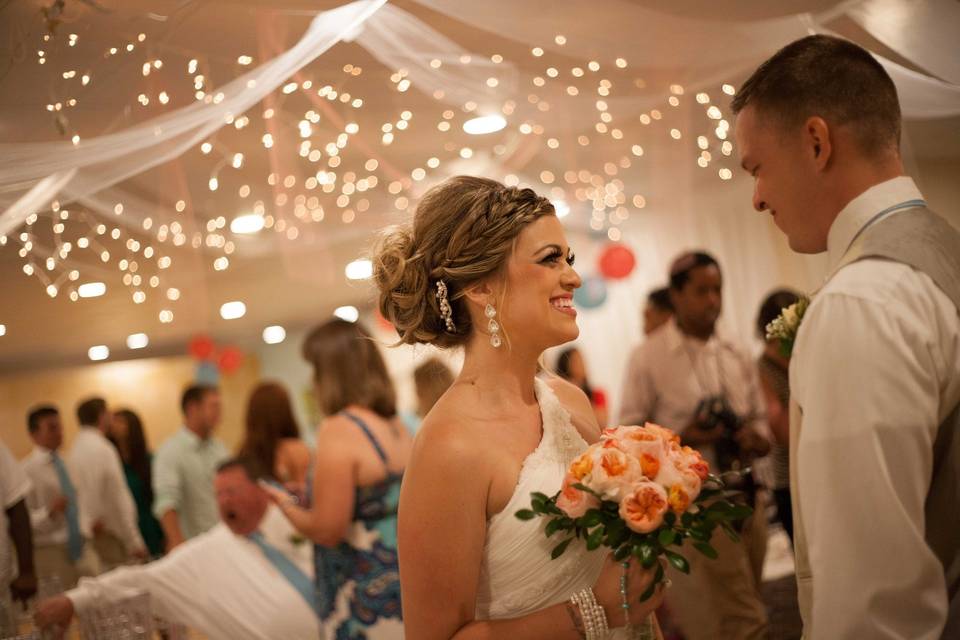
<box><xmin>495</xmin><ymin>215</ymin><xmax>582</xmax><ymax>352</ymax></box>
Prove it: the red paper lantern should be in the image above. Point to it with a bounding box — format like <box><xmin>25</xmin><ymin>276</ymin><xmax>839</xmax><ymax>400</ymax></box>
<box><xmin>218</xmin><ymin>346</ymin><xmax>243</xmax><ymax>374</ymax></box>
<box><xmin>188</xmin><ymin>335</ymin><xmax>215</xmax><ymax>361</ymax></box>
<box><xmin>598</xmin><ymin>244</ymin><xmax>636</xmax><ymax>280</ymax></box>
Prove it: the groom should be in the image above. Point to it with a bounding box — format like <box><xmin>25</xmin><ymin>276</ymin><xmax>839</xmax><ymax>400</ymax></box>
<box><xmin>733</xmin><ymin>35</ymin><xmax>960</xmax><ymax>639</ymax></box>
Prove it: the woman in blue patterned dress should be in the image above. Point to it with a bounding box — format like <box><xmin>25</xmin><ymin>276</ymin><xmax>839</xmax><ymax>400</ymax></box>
<box><xmin>266</xmin><ymin>318</ymin><xmax>412</xmax><ymax>639</ymax></box>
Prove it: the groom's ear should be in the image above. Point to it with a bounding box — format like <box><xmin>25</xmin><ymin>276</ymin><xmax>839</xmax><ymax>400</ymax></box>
<box><xmin>804</xmin><ymin>116</ymin><xmax>832</xmax><ymax>171</ymax></box>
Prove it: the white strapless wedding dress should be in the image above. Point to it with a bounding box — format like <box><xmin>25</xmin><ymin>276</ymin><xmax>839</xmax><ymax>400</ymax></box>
<box><xmin>475</xmin><ymin>378</ymin><xmax>633</xmax><ymax>637</ymax></box>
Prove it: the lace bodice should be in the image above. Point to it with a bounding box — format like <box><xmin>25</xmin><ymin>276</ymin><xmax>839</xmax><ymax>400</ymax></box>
<box><xmin>475</xmin><ymin>377</ymin><xmax>607</xmax><ymax>619</ymax></box>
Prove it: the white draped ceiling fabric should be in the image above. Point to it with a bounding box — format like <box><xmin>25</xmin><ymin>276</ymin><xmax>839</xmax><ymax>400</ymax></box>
<box><xmin>0</xmin><ymin>0</ymin><xmax>957</xmax><ymax>406</ymax></box>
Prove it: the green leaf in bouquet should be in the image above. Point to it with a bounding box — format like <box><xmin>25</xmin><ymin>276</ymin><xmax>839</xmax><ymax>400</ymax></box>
<box><xmin>531</xmin><ymin>492</ymin><xmax>550</xmax><ymax>503</ymax></box>
<box><xmin>639</xmin><ymin>562</ymin><xmax>665</xmax><ymax>603</ymax></box>
<box><xmin>545</xmin><ymin>518</ymin><xmax>564</xmax><ymax>537</ymax></box>
<box><xmin>693</xmin><ymin>542</ymin><xmax>718</xmax><ymax>559</ymax></box>
<box><xmin>725</xmin><ymin>504</ymin><xmax>754</xmax><ymax>520</ymax></box>
<box><xmin>551</xmin><ymin>537</ymin><xmax>574</xmax><ymax>559</ymax></box>
<box><xmin>658</xmin><ymin>528</ymin><xmax>676</xmax><ymax>547</ymax></box>
<box><xmin>604</xmin><ymin>519</ymin><xmax>628</xmax><ymax>548</ymax></box>
<box><xmin>680</xmin><ymin>512</ymin><xmax>694</xmax><ymax>527</ymax></box>
<box><xmin>586</xmin><ymin>526</ymin><xmax>604</xmax><ymax>551</ymax></box>
<box><xmin>688</xmin><ymin>527</ymin><xmax>711</xmax><ymax>542</ymax></box>
<box><xmin>634</xmin><ymin>541</ymin><xmax>658</xmax><ymax>569</ymax></box>
<box><xmin>515</xmin><ymin>509</ymin><xmax>537</xmax><ymax>521</ymax></box>
<box><xmin>664</xmin><ymin>512</ymin><xmax>677</xmax><ymax>527</ymax></box>
<box><xmin>579</xmin><ymin>509</ymin><xmax>604</xmax><ymax>528</ymax></box>
<box><xmin>613</xmin><ymin>544</ymin><xmax>632</xmax><ymax>561</ymax></box>
<box><xmin>694</xmin><ymin>488</ymin><xmax>723</xmax><ymax>502</ymax></box>
<box><xmin>721</xmin><ymin>522</ymin><xmax>741</xmax><ymax>543</ymax></box>
<box><xmin>664</xmin><ymin>549</ymin><xmax>690</xmax><ymax>574</ymax></box>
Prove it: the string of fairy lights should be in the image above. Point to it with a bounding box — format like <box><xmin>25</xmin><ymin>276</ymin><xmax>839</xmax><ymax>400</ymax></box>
<box><xmin>3</xmin><ymin>10</ymin><xmax>740</xmax><ymax>339</ymax></box>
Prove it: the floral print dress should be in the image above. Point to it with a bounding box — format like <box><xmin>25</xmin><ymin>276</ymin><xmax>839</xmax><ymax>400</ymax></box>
<box><xmin>314</xmin><ymin>412</ymin><xmax>403</xmax><ymax>640</ymax></box>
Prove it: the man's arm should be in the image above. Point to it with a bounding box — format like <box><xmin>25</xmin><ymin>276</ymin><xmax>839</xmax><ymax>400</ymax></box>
<box><xmin>7</xmin><ymin>498</ymin><xmax>36</xmax><ymax>603</ymax></box>
<box><xmin>102</xmin><ymin>446</ymin><xmax>146</xmax><ymax>556</ymax></box>
<box><xmin>796</xmin><ymin>291</ymin><xmax>947</xmax><ymax>639</ymax></box>
<box><xmin>152</xmin><ymin>446</ymin><xmax>185</xmax><ymax>550</ymax></box>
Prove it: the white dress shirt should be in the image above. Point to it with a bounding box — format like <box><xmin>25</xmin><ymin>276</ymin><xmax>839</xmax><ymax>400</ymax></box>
<box><xmin>67</xmin><ymin>428</ymin><xmax>144</xmax><ymax>553</ymax></box>
<box><xmin>0</xmin><ymin>439</ymin><xmax>31</xmax><ymax>588</ymax></box>
<box><xmin>67</xmin><ymin>504</ymin><xmax>319</xmax><ymax>640</ymax></box>
<box><xmin>792</xmin><ymin>176</ymin><xmax>960</xmax><ymax>639</ymax></box>
<box><xmin>22</xmin><ymin>447</ymin><xmax>91</xmax><ymax>547</ymax></box>
<box><xmin>619</xmin><ymin>318</ymin><xmax>771</xmax><ymax>472</ymax></box>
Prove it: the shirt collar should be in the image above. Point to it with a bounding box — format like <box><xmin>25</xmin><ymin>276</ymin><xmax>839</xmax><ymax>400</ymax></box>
<box><xmin>31</xmin><ymin>446</ymin><xmax>54</xmax><ymax>460</ymax></box>
<box><xmin>826</xmin><ymin>176</ymin><xmax>924</xmax><ymax>271</ymax></box>
<box><xmin>665</xmin><ymin>316</ymin><xmax>723</xmax><ymax>354</ymax></box>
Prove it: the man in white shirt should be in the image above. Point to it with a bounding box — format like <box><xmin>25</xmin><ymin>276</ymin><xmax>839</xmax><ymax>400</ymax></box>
<box><xmin>34</xmin><ymin>458</ymin><xmax>320</xmax><ymax>640</ymax></box>
<box><xmin>619</xmin><ymin>251</ymin><xmax>772</xmax><ymax>640</ymax></box>
<box><xmin>0</xmin><ymin>438</ymin><xmax>35</xmax><ymax>636</ymax></box>
<box><xmin>22</xmin><ymin>406</ymin><xmax>101</xmax><ymax>589</ymax></box>
<box><xmin>67</xmin><ymin>397</ymin><xmax>146</xmax><ymax>570</ymax></box>
<box><xmin>734</xmin><ymin>34</ymin><xmax>960</xmax><ymax>639</ymax></box>
<box><xmin>153</xmin><ymin>384</ymin><xmax>228</xmax><ymax>551</ymax></box>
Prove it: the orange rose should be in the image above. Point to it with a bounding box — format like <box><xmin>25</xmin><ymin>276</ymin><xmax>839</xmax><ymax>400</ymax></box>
<box><xmin>556</xmin><ymin>473</ymin><xmax>600</xmax><ymax>518</ymax></box>
<box><xmin>639</xmin><ymin>452</ymin><xmax>660</xmax><ymax>479</ymax></box>
<box><xmin>570</xmin><ymin>451</ymin><xmax>594</xmax><ymax>481</ymax></box>
<box><xmin>681</xmin><ymin>446</ymin><xmax>710</xmax><ymax>481</ymax></box>
<box><xmin>668</xmin><ymin>484</ymin><xmax>692</xmax><ymax>514</ymax></box>
<box><xmin>619</xmin><ymin>482</ymin><xmax>669</xmax><ymax>533</ymax></box>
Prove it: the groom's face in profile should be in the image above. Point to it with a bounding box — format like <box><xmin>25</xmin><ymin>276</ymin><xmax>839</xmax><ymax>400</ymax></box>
<box><xmin>735</xmin><ymin>105</ymin><xmax>824</xmax><ymax>253</ymax></box>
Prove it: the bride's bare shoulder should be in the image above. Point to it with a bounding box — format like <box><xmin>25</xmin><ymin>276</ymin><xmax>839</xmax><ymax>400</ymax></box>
<box><xmin>411</xmin><ymin>388</ymin><xmax>497</xmax><ymax>469</ymax></box>
<box><xmin>544</xmin><ymin>375</ymin><xmax>602</xmax><ymax>444</ymax></box>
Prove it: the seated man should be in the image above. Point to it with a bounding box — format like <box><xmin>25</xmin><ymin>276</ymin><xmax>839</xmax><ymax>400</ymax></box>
<box><xmin>35</xmin><ymin>458</ymin><xmax>319</xmax><ymax>640</ymax></box>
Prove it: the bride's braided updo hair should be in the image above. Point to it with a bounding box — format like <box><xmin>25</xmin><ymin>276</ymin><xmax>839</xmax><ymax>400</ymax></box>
<box><xmin>374</xmin><ymin>176</ymin><xmax>556</xmax><ymax>348</ymax></box>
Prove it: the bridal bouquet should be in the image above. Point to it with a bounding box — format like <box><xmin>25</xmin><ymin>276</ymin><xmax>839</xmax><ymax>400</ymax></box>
<box><xmin>516</xmin><ymin>423</ymin><xmax>752</xmax><ymax>603</ymax></box>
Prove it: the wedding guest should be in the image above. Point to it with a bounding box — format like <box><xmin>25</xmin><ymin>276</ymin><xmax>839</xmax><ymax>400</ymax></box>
<box><xmin>34</xmin><ymin>458</ymin><xmax>319</xmax><ymax>640</ymax></box>
<box><xmin>555</xmin><ymin>346</ymin><xmax>609</xmax><ymax>427</ymax></box>
<box><xmin>22</xmin><ymin>406</ymin><xmax>101</xmax><ymax>588</ymax></box>
<box><xmin>237</xmin><ymin>382</ymin><xmax>311</xmax><ymax>499</ymax></box>
<box><xmin>67</xmin><ymin>397</ymin><xmax>146</xmax><ymax>570</ymax></box>
<box><xmin>755</xmin><ymin>289</ymin><xmax>800</xmax><ymax>543</ymax></box>
<box><xmin>618</xmin><ymin>251</ymin><xmax>771</xmax><ymax>640</ymax></box>
<box><xmin>0</xmin><ymin>438</ymin><xmax>35</xmax><ymax>636</ymax></box>
<box><xmin>413</xmin><ymin>357</ymin><xmax>455</xmax><ymax>420</ymax></box>
<box><xmin>373</xmin><ymin>176</ymin><xmax>664</xmax><ymax>638</ymax></box>
<box><xmin>109</xmin><ymin>409</ymin><xmax>165</xmax><ymax>557</ymax></box>
<box><xmin>734</xmin><ymin>34</ymin><xmax>960</xmax><ymax>638</ymax></box>
<box><xmin>153</xmin><ymin>384</ymin><xmax>228</xmax><ymax>551</ymax></box>
<box><xmin>264</xmin><ymin>318</ymin><xmax>413</xmax><ymax>639</ymax></box>
<box><xmin>644</xmin><ymin>286</ymin><xmax>673</xmax><ymax>336</ymax></box>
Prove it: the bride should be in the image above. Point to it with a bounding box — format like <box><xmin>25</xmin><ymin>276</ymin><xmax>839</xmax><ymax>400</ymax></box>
<box><xmin>374</xmin><ymin>176</ymin><xmax>664</xmax><ymax>638</ymax></box>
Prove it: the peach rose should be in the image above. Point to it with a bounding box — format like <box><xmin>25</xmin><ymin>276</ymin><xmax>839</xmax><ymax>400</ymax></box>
<box><xmin>680</xmin><ymin>446</ymin><xmax>710</xmax><ymax>481</ymax></box>
<box><xmin>667</xmin><ymin>484</ymin><xmax>692</xmax><ymax>514</ymax></box>
<box><xmin>619</xmin><ymin>482</ymin><xmax>669</xmax><ymax>533</ymax></box>
<box><xmin>556</xmin><ymin>473</ymin><xmax>600</xmax><ymax>518</ymax></box>
<box><xmin>581</xmin><ymin>442</ymin><xmax>642</xmax><ymax>502</ymax></box>
<box><xmin>642</xmin><ymin>422</ymin><xmax>681</xmax><ymax>446</ymax></box>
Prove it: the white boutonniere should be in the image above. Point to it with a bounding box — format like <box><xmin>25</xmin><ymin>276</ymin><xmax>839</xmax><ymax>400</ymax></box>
<box><xmin>765</xmin><ymin>296</ymin><xmax>810</xmax><ymax>357</ymax></box>
<box><xmin>289</xmin><ymin>533</ymin><xmax>307</xmax><ymax>547</ymax></box>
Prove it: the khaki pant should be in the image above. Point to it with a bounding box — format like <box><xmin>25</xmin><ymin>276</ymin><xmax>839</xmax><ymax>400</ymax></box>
<box><xmin>664</xmin><ymin>494</ymin><xmax>769</xmax><ymax>640</ymax></box>
<box><xmin>34</xmin><ymin>542</ymin><xmax>102</xmax><ymax>591</ymax></box>
<box><xmin>93</xmin><ymin>531</ymin><xmax>129</xmax><ymax>571</ymax></box>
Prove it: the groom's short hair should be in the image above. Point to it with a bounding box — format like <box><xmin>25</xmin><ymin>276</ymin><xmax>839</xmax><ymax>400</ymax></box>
<box><xmin>731</xmin><ymin>34</ymin><xmax>900</xmax><ymax>157</ymax></box>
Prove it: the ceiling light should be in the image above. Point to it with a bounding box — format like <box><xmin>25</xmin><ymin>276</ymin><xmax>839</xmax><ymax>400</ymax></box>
<box><xmin>463</xmin><ymin>114</ymin><xmax>507</xmax><ymax>135</ymax></box>
<box><xmin>230</xmin><ymin>214</ymin><xmax>264</xmax><ymax>234</ymax></box>
<box><xmin>344</xmin><ymin>259</ymin><xmax>372</xmax><ymax>280</ymax></box>
<box><xmin>88</xmin><ymin>345</ymin><xmax>109</xmax><ymax>361</ymax></box>
<box><xmin>126</xmin><ymin>333</ymin><xmax>148</xmax><ymax>349</ymax></box>
<box><xmin>220</xmin><ymin>301</ymin><xmax>246</xmax><ymax>320</ymax></box>
<box><xmin>262</xmin><ymin>325</ymin><xmax>286</xmax><ymax>345</ymax></box>
<box><xmin>77</xmin><ymin>282</ymin><xmax>106</xmax><ymax>298</ymax></box>
<box><xmin>334</xmin><ymin>306</ymin><xmax>359</xmax><ymax>323</ymax></box>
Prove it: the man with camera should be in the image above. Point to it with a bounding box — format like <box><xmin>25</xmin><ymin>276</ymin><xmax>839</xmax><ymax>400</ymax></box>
<box><xmin>619</xmin><ymin>250</ymin><xmax>771</xmax><ymax>640</ymax></box>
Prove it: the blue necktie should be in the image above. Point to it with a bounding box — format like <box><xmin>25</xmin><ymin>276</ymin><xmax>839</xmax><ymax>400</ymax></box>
<box><xmin>51</xmin><ymin>452</ymin><xmax>84</xmax><ymax>563</ymax></box>
<box><xmin>248</xmin><ymin>531</ymin><xmax>317</xmax><ymax>612</ymax></box>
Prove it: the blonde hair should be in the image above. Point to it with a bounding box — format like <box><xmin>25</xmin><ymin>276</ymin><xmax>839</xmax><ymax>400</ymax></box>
<box><xmin>374</xmin><ymin>176</ymin><xmax>555</xmax><ymax>348</ymax></box>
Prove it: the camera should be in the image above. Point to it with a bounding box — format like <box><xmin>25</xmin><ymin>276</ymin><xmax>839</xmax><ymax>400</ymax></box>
<box><xmin>694</xmin><ymin>396</ymin><xmax>757</xmax><ymax>504</ymax></box>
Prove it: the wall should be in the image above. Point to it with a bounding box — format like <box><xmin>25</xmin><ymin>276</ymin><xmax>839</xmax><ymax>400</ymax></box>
<box><xmin>0</xmin><ymin>354</ymin><xmax>261</xmax><ymax>459</ymax></box>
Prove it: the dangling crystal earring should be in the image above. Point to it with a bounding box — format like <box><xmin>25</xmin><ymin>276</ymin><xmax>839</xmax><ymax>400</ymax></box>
<box><xmin>485</xmin><ymin>303</ymin><xmax>502</xmax><ymax>348</ymax></box>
